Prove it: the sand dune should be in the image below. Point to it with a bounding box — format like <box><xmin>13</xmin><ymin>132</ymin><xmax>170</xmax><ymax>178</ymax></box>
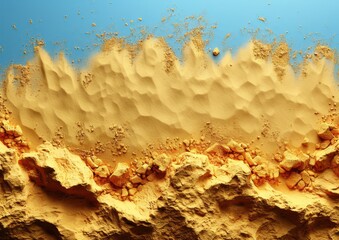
<box><xmin>2</xmin><ymin>37</ymin><xmax>337</xmax><ymax>164</ymax></box>
<box><xmin>1</xmin><ymin>34</ymin><xmax>338</xmax><ymax>239</ymax></box>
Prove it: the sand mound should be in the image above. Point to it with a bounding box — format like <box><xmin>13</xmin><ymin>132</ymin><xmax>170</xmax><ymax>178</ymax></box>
<box><xmin>2</xmin><ymin>37</ymin><xmax>338</xmax><ymax>163</ymax></box>
<box><xmin>1</xmin><ymin>35</ymin><xmax>338</xmax><ymax>239</ymax></box>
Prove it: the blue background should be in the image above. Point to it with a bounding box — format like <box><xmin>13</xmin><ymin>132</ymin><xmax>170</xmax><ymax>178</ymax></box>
<box><xmin>0</xmin><ymin>0</ymin><xmax>338</xmax><ymax>75</ymax></box>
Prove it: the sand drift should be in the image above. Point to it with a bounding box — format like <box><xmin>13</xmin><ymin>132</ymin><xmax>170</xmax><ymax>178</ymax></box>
<box><xmin>0</xmin><ymin>36</ymin><xmax>338</xmax><ymax>239</ymax></box>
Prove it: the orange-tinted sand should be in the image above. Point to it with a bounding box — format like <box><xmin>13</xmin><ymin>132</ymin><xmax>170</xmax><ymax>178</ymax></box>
<box><xmin>0</xmin><ymin>35</ymin><xmax>338</xmax><ymax>239</ymax></box>
<box><xmin>3</xmin><ymin>37</ymin><xmax>338</xmax><ymax>160</ymax></box>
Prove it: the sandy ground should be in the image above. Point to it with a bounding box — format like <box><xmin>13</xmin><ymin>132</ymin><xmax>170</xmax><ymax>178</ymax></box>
<box><xmin>0</xmin><ymin>35</ymin><xmax>338</xmax><ymax>239</ymax></box>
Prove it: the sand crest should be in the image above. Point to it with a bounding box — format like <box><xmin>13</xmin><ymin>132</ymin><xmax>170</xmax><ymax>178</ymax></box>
<box><xmin>2</xmin><ymin>37</ymin><xmax>338</xmax><ymax>163</ymax></box>
<box><xmin>0</xmin><ymin>35</ymin><xmax>338</xmax><ymax>239</ymax></box>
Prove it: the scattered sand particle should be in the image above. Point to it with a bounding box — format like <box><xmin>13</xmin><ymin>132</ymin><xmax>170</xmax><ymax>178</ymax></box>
<box><xmin>224</xmin><ymin>33</ymin><xmax>231</xmax><ymax>40</ymax></box>
<box><xmin>12</xmin><ymin>64</ymin><xmax>30</xmax><ymax>87</ymax></box>
<box><xmin>258</xmin><ymin>17</ymin><xmax>266</xmax><ymax>22</ymax></box>
<box><xmin>36</xmin><ymin>39</ymin><xmax>45</xmax><ymax>47</ymax></box>
<box><xmin>272</xmin><ymin>42</ymin><xmax>290</xmax><ymax>79</ymax></box>
<box><xmin>101</xmin><ymin>37</ymin><xmax>125</xmax><ymax>52</ymax></box>
<box><xmin>212</xmin><ymin>47</ymin><xmax>220</xmax><ymax>56</ymax></box>
<box><xmin>314</xmin><ymin>45</ymin><xmax>336</xmax><ymax>62</ymax></box>
<box><xmin>252</xmin><ymin>40</ymin><xmax>272</xmax><ymax>60</ymax></box>
<box><xmin>161</xmin><ymin>38</ymin><xmax>176</xmax><ymax>73</ymax></box>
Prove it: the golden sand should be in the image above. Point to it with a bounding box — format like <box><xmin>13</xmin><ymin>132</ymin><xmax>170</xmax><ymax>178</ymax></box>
<box><xmin>2</xmin><ymin>36</ymin><xmax>338</xmax><ymax>162</ymax></box>
<box><xmin>0</xmin><ymin>34</ymin><xmax>338</xmax><ymax>239</ymax></box>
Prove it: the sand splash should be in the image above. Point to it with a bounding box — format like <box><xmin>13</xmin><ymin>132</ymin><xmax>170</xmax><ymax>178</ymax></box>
<box><xmin>2</xmin><ymin>36</ymin><xmax>338</xmax><ymax>164</ymax></box>
<box><xmin>1</xmin><ymin>34</ymin><xmax>339</xmax><ymax>239</ymax></box>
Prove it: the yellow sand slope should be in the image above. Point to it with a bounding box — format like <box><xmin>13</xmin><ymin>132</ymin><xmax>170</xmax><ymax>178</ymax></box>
<box><xmin>2</xmin><ymin>37</ymin><xmax>338</xmax><ymax>163</ymax></box>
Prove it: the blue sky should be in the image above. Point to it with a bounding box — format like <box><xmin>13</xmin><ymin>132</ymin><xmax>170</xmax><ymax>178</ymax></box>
<box><xmin>0</xmin><ymin>0</ymin><xmax>338</xmax><ymax>73</ymax></box>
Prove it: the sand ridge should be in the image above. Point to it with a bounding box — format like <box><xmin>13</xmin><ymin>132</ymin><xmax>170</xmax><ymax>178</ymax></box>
<box><xmin>0</xmin><ymin>34</ymin><xmax>339</xmax><ymax>239</ymax></box>
<box><xmin>1</xmin><ymin>36</ymin><xmax>338</xmax><ymax>164</ymax></box>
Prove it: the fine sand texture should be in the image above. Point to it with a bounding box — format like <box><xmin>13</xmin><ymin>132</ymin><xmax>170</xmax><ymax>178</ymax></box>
<box><xmin>0</xmin><ymin>35</ymin><xmax>338</xmax><ymax>239</ymax></box>
<box><xmin>3</xmin><ymin>37</ymin><xmax>338</xmax><ymax>163</ymax></box>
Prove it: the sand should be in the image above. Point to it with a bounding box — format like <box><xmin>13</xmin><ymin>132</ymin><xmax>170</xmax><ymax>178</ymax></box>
<box><xmin>0</xmin><ymin>34</ymin><xmax>338</xmax><ymax>239</ymax></box>
<box><xmin>2</xmin><ymin>36</ymin><xmax>338</xmax><ymax>162</ymax></box>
